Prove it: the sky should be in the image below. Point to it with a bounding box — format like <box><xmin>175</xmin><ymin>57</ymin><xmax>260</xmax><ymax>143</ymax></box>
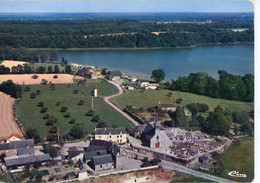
<box><xmin>0</xmin><ymin>0</ymin><xmax>254</xmax><ymax>13</ymax></box>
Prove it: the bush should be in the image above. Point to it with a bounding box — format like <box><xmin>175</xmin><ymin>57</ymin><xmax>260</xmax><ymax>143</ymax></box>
<box><xmin>70</xmin><ymin>123</ymin><xmax>85</xmax><ymax>139</ymax></box>
<box><xmin>40</xmin><ymin>107</ymin><xmax>48</xmax><ymax>113</ymax></box>
<box><xmin>43</xmin><ymin>113</ymin><xmax>50</xmax><ymax>119</ymax></box>
<box><xmin>30</xmin><ymin>93</ymin><xmax>36</xmax><ymax>99</ymax></box>
<box><xmin>176</xmin><ymin>97</ymin><xmax>183</xmax><ymax>104</ymax></box>
<box><xmin>69</xmin><ymin>118</ymin><xmax>76</xmax><ymax>124</ymax></box>
<box><xmin>85</xmin><ymin>109</ymin><xmax>94</xmax><ymax>116</ymax></box>
<box><xmin>36</xmin><ymin>89</ymin><xmax>41</xmax><ymax>95</ymax></box>
<box><xmin>31</xmin><ymin>75</ymin><xmax>39</xmax><ymax>79</ymax></box>
<box><xmin>78</xmin><ymin>100</ymin><xmax>84</xmax><ymax>105</ymax></box>
<box><xmin>64</xmin><ymin>111</ymin><xmax>71</xmax><ymax>118</ymax></box>
<box><xmin>96</xmin><ymin>121</ymin><xmax>107</xmax><ymax>128</ymax></box>
<box><xmin>53</xmin><ymin>75</ymin><xmax>58</xmax><ymax>79</ymax></box>
<box><xmin>73</xmin><ymin>89</ymin><xmax>79</xmax><ymax>94</ymax></box>
<box><xmin>49</xmin><ymin>126</ymin><xmax>58</xmax><ymax>133</ymax></box>
<box><xmin>91</xmin><ymin>115</ymin><xmax>100</xmax><ymax>122</ymax></box>
<box><xmin>45</xmin><ymin>120</ymin><xmax>54</xmax><ymax>126</ymax></box>
<box><xmin>60</xmin><ymin>106</ymin><xmax>68</xmax><ymax>112</ymax></box>
<box><xmin>37</xmin><ymin>101</ymin><xmax>44</xmax><ymax>107</ymax></box>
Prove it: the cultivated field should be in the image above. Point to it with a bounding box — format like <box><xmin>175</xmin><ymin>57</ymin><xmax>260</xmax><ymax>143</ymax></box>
<box><xmin>16</xmin><ymin>80</ymin><xmax>132</xmax><ymax>138</ymax></box>
<box><xmin>111</xmin><ymin>89</ymin><xmax>254</xmax><ymax>112</ymax></box>
<box><xmin>1</xmin><ymin>60</ymin><xmax>28</xmax><ymax>68</ymax></box>
<box><xmin>0</xmin><ymin>92</ymin><xmax>23</xmax><ymax>139</ymax></box>
<box><xmin>0</xmin><ymin>74</ymin><xmax>76</xmax><ymax>85</ymax></box>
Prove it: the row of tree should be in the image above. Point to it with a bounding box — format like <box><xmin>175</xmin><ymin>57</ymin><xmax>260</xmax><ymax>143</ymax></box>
<box><xmin>165</xmin><ymin>71</ymin><xmax>254</xmax><ymax>102</ymax></box>
<box><xmin>0</xmin><ymin>64</ymin><xmax>72</xmax><ymax>74</ymax></box>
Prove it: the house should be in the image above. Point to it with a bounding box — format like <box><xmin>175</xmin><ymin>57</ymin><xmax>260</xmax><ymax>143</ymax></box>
<box><xmin>140</xmin><ymin>121</ymin><xmax>172</xmax><ymax>148</ymax></box>
<box><xmin>157</xmin><ymin>103</ymin><xmax>177</xmax><ymax>112</ymax></box>
<box><xmin>199</xmin><ymin>155</ymin><xmax>209</xmax><ymax>164</ymax></box>
<box><xmin>83</xmin><ymin>150</ymin><xmax>107</xmax><ymax>163</ymax></box>
<box><xmin>17</xmin><ymin>147</ymin><xmax>34</xmax><ymax>156</ymax></box>
<box><xmin>76</xmin><ymin>159</ymin><xmax>84</xmax><ymax>170</ymax></box>
<box><xmin>0</xmin><ymin>139</ymin><xmax>34</xmax><ymax>157</ymax></box>
<box><xmin>4</xmin><ymin>154</ymin><xmax>51</xmax><ymax>170</ymax></box>
<box><xmin>101</xmin><ymin>68</ymin><xmax>109</xmax><ymax>75</ymax></box>
<box><xmin>136</xmin><ymin>80</ymin><xmax>159</xmax><ymax>90</ymax></box>
<box><xmin>5</xmin><ymin>134</ymin><xmax>23</xmax><ymax>143</ymax></box>
<box><xmin>68</xmin><ymin>150</ymin><xmax>84</xmax><ymax>163</ymax></box>
<box><xmin>107</xmin><ymin>70</ymin><xmax>122</xmax><ymax>80</ymax></box>
<box><xmin>90</xmin><ymin>154</ymin><xmax>114</xmax><ymax>171</ymax></box>
<box><xmin>93</xmin><ymin>128</ymin><xmax>127</xmax><ymax>144</ymax></box>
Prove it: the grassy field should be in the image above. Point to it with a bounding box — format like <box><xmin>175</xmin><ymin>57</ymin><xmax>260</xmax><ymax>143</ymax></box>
<box><xmin>16</xmin><ymin>79</ymin><xmax>132</xmax><ymax>138</ymax></box>
<box><xmin>111</xmin><ymin>89</ymin><xmax>253</xmax><ymax>112</ymax></box>
<box><xmin>220</xmin><ymin>137</ymin><xmax>254</xmax><ymax>182</ymax></box>
<box><xmin>28</xmin><ymin>62</ymin><xmax>68</xmax><ymax>73</ymax></box>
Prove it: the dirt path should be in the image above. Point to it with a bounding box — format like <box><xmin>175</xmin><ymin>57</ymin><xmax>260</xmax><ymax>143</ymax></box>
<box><xmin>0</xmin><ymin>92</ymin><xmax>23</xmax><ymax>139</ymax></box>
<box><xmin>103</xmin><ymin>80</ymin><xmax>140</xmax><ymax>127</ymax></box>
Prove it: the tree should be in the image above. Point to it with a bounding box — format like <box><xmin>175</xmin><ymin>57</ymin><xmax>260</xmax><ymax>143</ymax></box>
<box><xmin>64</xmin><ymin>111</ymin><xmax>71</xmax><ymax>118</ymax></box>
<box><xmin>78</xmin><ymin>100</ymin><xmax>84</xmax><ymax>105</ymax></box>
<box><xmin>40</xmin><ymin>51</ymin><xmax>48</xmax><ymax>63</ymax></box>
<box><xmin>91</xmin><ymin>115</ymin><xmax>100</xmax><ymax>122</ymax></box>
<box><xmin>42</xmin><ymin>144</ymin><xmax>58</xmax><ymax>158</ymax></box>
<box><xmin>151</xmin><ymin>69</ymin><xmax>165</xmax><ymax>82</ymax></box>
<box><xmin>85</xmin><ymin>109</ymin><xmax>94</xmax><ymax>116</ymax></box>
<box><xmin>204</xmin><ymin>106</ymin><xmax>232</xmax><ymax>136</ymax></box>
<box><xmin>54</xmin><ymin>65</ymin><xmax>60</xmax><ymax>73</ymax></box>
<box><xmin>70</xmin><ymin>123</ymin><xmax>85</xmax><ymax>139</ymax></box>
<box><xmin>25</xmin><ymin>128</ymin><xmax>41</xmax><ymax>144</ymax></box>
<box><xmin>37</xmin><ymin>66</ymin><xmax>46</xmax><ymax>74</ymax></box>
<box><xmin>173</xmin><ymin>106</ymin><xmax>189</xmax><ymax>128</ymax></box>
<box><xmin>37</xmin><ymin>101</ymin><xmax>44</xmax><ymax>107</ymax></box>
<box><xmin>96</xmin><ymin>121</ymin><xmax>107</xmax><ymax>128</ymax></box>
<box><xmin>47</xmin><ymin>66</ymin><xmax>53</xmax><ymax>73</ymax></box>
<box><xmin>0</xmin><ymin>80</ymin><xmax>22</xmax><ymax>98</ymax></box>
<box><xmin>49</xmin><ymin>51</ymin><xmax>58</xmax><ymax>63</ymax></box>
<box><xmin>40</xmin><ymin>107</ymin><xmax>48</xmax><ymax>113</ymax></box>
<box><xmin>65</xmin><ymin>65</ymin><xmax>72</xmax><ymax>74</ymax></box>
<box><xmin>60</xmin><ymin>106</ymin><xmax>68</xmax><ymax>112</ymax></box>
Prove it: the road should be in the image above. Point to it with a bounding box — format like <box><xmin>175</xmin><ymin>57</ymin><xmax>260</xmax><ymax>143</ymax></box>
<box><xmin>102</xmin><ymin>80</ymin><xmax>140</xmax><ymax>127</ymax></box>
<box><xmin>124</xmin><ymin>149</ymin><xmax>236</xmax><ymax>183</ymax></box>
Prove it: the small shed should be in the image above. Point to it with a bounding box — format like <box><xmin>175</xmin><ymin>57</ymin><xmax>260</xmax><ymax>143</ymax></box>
<box><xmin>199</xmin><ymin>155</ymin><xmax>209</xmax><ymax>164</ymax></box>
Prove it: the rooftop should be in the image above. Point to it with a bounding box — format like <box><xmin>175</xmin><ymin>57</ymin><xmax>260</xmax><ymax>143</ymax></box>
<box><xmin>91</xmin><ymin>154</ymin><xmax>113</xmax><ymax>165</ymax></box>
<box><xmin>94</xmin><ymin>128</ymin><xmax>126</xmax><ymax>135</ymax></box>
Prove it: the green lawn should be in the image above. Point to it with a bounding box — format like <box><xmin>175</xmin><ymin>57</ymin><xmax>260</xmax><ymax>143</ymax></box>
<box><xmin>111</xmin><ymin>89</ymin><xmax>253</xmax><ymax>112</ymax></box>
<box><xmin>220</xmin><ymin>137</ymin><xmax>254</xmax><ymax>182</ymax></box>
<box><xmin>16</xmin><ymin>79</ymin><xmax>132</xmax><ymax>138</ymax></box>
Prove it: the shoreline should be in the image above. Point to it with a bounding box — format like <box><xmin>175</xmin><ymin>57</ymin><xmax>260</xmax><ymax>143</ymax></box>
<box><xmin>26</xmin><ymin>42</ymin><xmax>253</xmax><ymax>51</ymax></box>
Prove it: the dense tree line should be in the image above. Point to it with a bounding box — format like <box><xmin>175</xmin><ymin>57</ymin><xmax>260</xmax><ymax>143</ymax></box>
<box><xmin>0</xmin><ymin>13</ymin><xmax>253</xmax><ymax>49</ymax></box>
<box><xmin>165</xmin><ymin>71</ymin><xmax>254</xmax><ymax>102</ymax></box>
<box><xmin>0</xmin><ymin>64</ymin><xmax>72</xmax><ymax>74</ymax></box>
<box><xmin>0</xmin><ymin>80</ymin><xmax>22</xmax><ymax>98</ymax></box>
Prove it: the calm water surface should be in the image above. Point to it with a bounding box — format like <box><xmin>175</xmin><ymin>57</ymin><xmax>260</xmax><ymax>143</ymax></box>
<box><xmin>58</xmin><ymin>44</ymin><xmax>254</xmax><ymax>80</ymax></box>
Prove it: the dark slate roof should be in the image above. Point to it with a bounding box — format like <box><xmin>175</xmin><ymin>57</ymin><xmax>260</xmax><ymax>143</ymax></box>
<box><xmin>84</xmin><ymin>150</ymin><xmax>107</xmax><ymax>161</ymax></box>
<box><xmin>94</xmin><ymin>128</ymin><xmax>126</xmax><ymax>135</ymax></box>
<box><xmin>4</xmin><ymin>154</ymin><xmax>50</xmax><ymax>167</ymax></box>
<box><xmin>199</xmin><ymin>155</ymin><xmax>209</xmax><ymax>161</ymax></box>
<box><xmin>0</xmin><ymin>143</ymin><xmax>9</xmax><ymax>151</ymax></box>
<box><xmin>89</xmin><ymin>140</ymin><xmax>113</xmax><ymax>148</ymax></box>
<box><xmin>17</xmin><ymin>148</ymin><xmax>35</xmax><ymax>156</ymax></box>
<box><xmin>91</xmin><ymin>154</ymin><xmax>113</xmax><ymax>166</ymax></box>
<box><xmin>134</xmin><ymin>124</ymin><xmax>147</xmax><ymax>132</ymax></box>
<box><xmin>109</xmin><ymin>70</ymin><xmax>122</xmax><ymax>77</ymax></box>
<box><xmin>9</xmin><ymin>139</ymin><xmax>34</xmax><ymax>149</ymax></box>
<box><xmin>76</xmin><ymin>69</ymin><xmax>88</xmax><ymax>76</ymax></box>
<box><xmin>68</xmin><ymin>150</ymin><xmax>84</xmax><ymax>159</ymax></box>
<box><xmin>77</xmin><ymin>159</ymin><xmax>84</xmax><ymax>166</ymax></box>
<box><xmin>158</xmin><ymin>103</ymin><xmax>177</xmax><ymax>108</ymax></box>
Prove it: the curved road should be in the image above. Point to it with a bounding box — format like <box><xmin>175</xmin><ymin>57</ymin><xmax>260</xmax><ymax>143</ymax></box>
<box><xmin>102</xmin><ymin>80</ymin><xmax>140</xmax><ymax>127</ymax></box>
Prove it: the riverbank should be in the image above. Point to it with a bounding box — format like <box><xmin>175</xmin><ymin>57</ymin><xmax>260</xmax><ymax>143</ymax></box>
<box><xmin>27</xmin><ymin>42</ymin><xmax>253</xmax><ymax>51</ymax></box>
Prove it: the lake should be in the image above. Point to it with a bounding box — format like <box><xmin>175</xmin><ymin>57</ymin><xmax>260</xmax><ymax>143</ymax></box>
<box><xmin>58</xmin><ymin>44</ymin><xmax>254</xmax><ymax>81</ymax></box>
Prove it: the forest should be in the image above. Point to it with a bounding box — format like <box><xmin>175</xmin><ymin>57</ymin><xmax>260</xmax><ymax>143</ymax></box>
<box><xmin>0</xmin><ymin>13</ymin><xmax>254</xmax><ymax>49</ymax></box>
<box><xmin>164</xmin><ymin>71</ymin><xmax>254</xmax><ymax>102</ymax></box>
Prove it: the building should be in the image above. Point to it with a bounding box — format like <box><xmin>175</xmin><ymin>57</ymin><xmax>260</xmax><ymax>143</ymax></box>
<box><xmin>4</xmin><ymin>154</ymin><xmax>51</xmax><ymax>170</ymax></box>
<box><xmin>136</xmin><ymin>80</ymin><xmax>159</xmax><ymax>90</ymax></box>
<box><xmin>107</xmin><ymin>70</ymin><xmax>122</xmax><ymax>80</ymax></box>
<box><xmin>90</xmin><ymin>154</ymin><xmax>114</xmax><ymax>171</ymax></box>
<box><xmin>68</xmin><ymin>149</ymin><xmax>84</xmax><ymax>163</ymax></box>
<box><xmin>5</xmin><ymin>133</ymin><xmax>23</xmax><ymax>143</ymax></box>
<box><xmin>140</xmin><ymin>121</ymin><xmax>172</xmax><ymax>148</ymax></box>
<box><xmin>157</xmin><ymin>103</ymin><xmax>177</xmax><ymax>112</ymax></box>
<box><xmin>199</xmin><ymin>155</ymin><xmax>209</xmax><ymax>164</ymax></box>
<box><xmin>0</xmin><ymin>139</ymin><xmax>34</xmax><ymax>157</ymax></box>
<box><xmin>93</xmin><ymin>128</ymin><xmax>127</xmax><ymax>144</ymax></box>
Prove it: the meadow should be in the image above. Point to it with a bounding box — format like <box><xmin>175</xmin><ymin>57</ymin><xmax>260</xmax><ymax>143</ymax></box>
<box><xmin>16</xmin><ymin>79</ymin><xmax>132</xmax><ymax>138</ymax></box>
<box><xmin>220</xmin><ymin>137</ymin><xmax>254</xmax><ymax>182</ymax></box>
<box><xmin>111</xmin><ymin>89</ymin><xmax>254</xmax><ymax>112</ymax></box>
